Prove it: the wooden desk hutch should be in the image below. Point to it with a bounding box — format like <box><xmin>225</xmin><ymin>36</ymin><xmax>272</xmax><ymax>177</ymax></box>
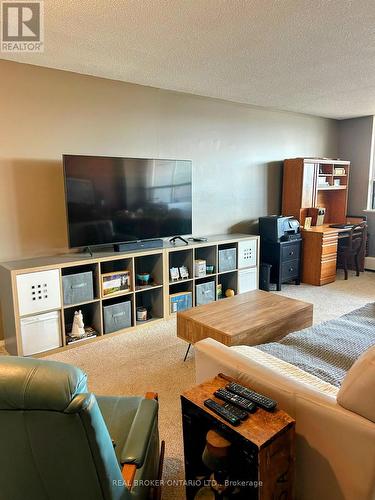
<box><xmin>282</xmin><ymin>158</ymin><xmax>350</xmax><ymax>225</ymax></box>
<box><xmin>282</xmin><ymin>158</ymin><xmax>351</xmax><ymax>286</ymax></box>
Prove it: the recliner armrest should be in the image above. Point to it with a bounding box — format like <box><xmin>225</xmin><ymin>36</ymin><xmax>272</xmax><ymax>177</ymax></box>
<box><xmin>120</xmin><ymin>398</ymin><xmax>158</xmax><ymax>468</ymax></box>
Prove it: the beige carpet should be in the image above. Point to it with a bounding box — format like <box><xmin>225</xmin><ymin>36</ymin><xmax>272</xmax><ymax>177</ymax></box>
<box><xmin>1</xmin><ymin>270</ymin><xmax>374</xmax><ymax>499</ymax></box>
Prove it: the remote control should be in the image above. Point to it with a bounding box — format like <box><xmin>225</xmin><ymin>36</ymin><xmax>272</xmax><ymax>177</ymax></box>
<box><xmin>226</xmin><ymin>382</ymin><xmax>277</xmax><ymax>411</ymax></box>
<box><xmin>204</xmin><ymin>399</ymin><xmax>240</xmax><ymax>426</ymax></box>
<box><xmin>222</xmin><ymin>402</ymin><xmax>248</xmax><ymax>420</ymax></box>
<box><xmin>214</xmin><ymin>388</ymin><xmax>256</xmax><ymax>412</ymax></box>
<box><xmin>188</xmin><ymin>236</ymin><xmax>208</xmax><ymax>242</ymax></box>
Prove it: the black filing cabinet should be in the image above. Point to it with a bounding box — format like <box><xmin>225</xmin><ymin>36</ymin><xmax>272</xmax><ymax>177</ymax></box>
<box><xmin>261</xmin><ymin>239</ymin><xmax>301</xmax><ymax>291</ymax></box>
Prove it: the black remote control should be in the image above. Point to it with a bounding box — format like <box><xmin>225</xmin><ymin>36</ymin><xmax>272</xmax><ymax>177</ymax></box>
<box><xmin>214</xmin><ymin>388</ymin><xmax>256</xmax><ymax>412</ymax></box>
<box><xmin>226</xmin><ymin>382</ymin><xmax>277</xmax><ymax>411</ymax></box>
<box><xmin>222</xmin><ymin>402</ymin><xmax>248</xmax><ymax>420</ymax></box>
<box><xmin>204</xmin><ymin>399</ymin><xmax>240</xmax><ymax>426</ymax></box>
<box><xmin>188</xmin><ymin>236</ymin><xmax>208</xmax><ymax>242</ymax></box>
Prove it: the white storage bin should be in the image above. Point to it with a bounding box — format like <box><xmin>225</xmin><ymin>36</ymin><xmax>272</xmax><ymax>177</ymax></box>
<box><xmin>238</xmin><ymin>268</ymin><xmax>258</xmax><ymax>293</ymax></box>
<box><xmin>238</xmin><ymin>240</ymin><xmax>257</xmax><ymax>268</ymax></box>
<box><xmin>16</xmin><ymin>269</ymin><xmax>61</xmax><ymax>316</ymax></box>
<box><xmin>20</xmin><ymin>311</ymin><xmax>62</xmax><ymax>356</ymax></box>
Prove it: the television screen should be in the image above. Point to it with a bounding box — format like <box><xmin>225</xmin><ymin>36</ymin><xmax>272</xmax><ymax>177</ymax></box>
<box><xmin>63</xmin><ymin>155</ymin><xmax>192</xmax><ymax>248</ymax></box>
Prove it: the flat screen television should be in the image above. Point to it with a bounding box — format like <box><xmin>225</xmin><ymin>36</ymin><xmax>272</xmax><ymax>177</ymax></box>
<box><xmin>63</xmin><ymin>155</ymin><xmax>192</xmax><ymax>248</ymax></box>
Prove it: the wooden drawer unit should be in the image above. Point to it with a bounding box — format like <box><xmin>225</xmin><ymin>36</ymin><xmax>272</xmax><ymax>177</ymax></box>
<box><xmin>321</xmin><ymin>235</ymin><xmax>338</xmax><ymax>256</ymax></box>
<box><xmin>302</xmin><ymin>229</ymin><xmax>339</xmax><ymax>286</ymax></box>
<box><xmin>320</xmin><ymin>258</ymin><xmax>337</xmax><ymax>283</ymax></box>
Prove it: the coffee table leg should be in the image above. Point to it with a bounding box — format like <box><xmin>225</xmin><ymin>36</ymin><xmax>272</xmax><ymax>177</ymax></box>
<box><xmin>183</xmin><ymin>344</ymin><xmax>191</xmax><ymax>362</ymax></box>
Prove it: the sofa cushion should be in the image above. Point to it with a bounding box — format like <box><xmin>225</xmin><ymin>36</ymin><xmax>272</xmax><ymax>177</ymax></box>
<box><xmin>337</xmin><ymin>345</ymin><xmax>375</xmax><ymax>422</ymax></box>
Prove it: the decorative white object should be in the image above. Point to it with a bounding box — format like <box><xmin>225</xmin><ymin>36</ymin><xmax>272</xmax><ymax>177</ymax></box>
<box><xmin>170</xmin><ymin>267</ymin><xmax>180</xmax><ymax>281</ymax></box>
<box><xmin>194</xmin><ymin>259</ymin><xmax>206</xmax><ymax>278</ymax></box>
<box><xmin>71</xmin><ymin>310</ymin><xmax>85</xmax><ymax>338</ymax></box>
<box><xmin>179</xmin><ymin>265</ymin><xmax>189</xmax><ymax>279</ymax></box>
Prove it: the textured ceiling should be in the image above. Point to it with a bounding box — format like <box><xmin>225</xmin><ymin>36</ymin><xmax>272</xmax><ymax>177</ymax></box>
<box><xmin>2</xmin><ymin>0</ymin><xmax>375</xmax><ymax>119</ymax></box>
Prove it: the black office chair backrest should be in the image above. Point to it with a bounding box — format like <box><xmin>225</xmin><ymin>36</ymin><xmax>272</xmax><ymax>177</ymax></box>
<box><xmin>348</xmin><ymin>222</ymin><xmax>367</xmax><ymax>254</ymax></box>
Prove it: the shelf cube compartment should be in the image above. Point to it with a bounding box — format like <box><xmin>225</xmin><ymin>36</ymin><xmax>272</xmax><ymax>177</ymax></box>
<box><xmin>169</xmin><ymin>248</ymin><xmax>193</xmax><ymax>282</ymax></box>
<box><xmin>20</xmin><ymin>310</ymin><xmax>62</xmax><ymax>356</ymax></box>
<box><xmin>195</xmin><ymin>279</ymin><xmax>215</xmax><ymax>306</ymax></box>
<box><xmin>62</xmin><ymin>264</ymin><xmax>99</xmax><ymax>305</ymax></box>
<box><xmin>194</xmin><ymin>246</ymin><xmax>216</xmax><ymax>275</ymax></box>
<box><xmin>135</xmin><ymin>288</ymin><xmax>163</xmax><ymax>323</ymax></box>
<box><xmin>64</xmin><ymin>302</ymin><xmax>102</xmax><ymax>341</ymax></box>
<box><xmin>169</xmin><ymin>279</ymin><xmax>193</xmax><ymax>313</ymax></box>
<box><xmin>238</xmin><ymin>240</ymin><xmax>257</xmax><ymax>268</ymax></box>
<box><xmin>103</xmin><ymin>296</ymin><xmax>133</xmax><ymax>334</ymax></box>
<box><xmin>100</xmin><ymin>258</ymin><xmax>134</xmax><ymax>296</ymax></box>
<box><xmin>16</xmin><ymin>269</ymin><xmax>61</xmax><ymax>316</ymax></box>
<box><xmin>218</xmin><ymin>271</ymin><xmax>237</xmax><ymax>298</ymax></box>
<box><xmin>218</xmin><ymin>244</ymin><xmax>237</xmax><ymax>272</ymax></box>
<box><xmin>134</xmin><ymin>253</ymin><xmax>163</xmax><ymax>290</ymax></box>
<box><xmin>238</xmin><ymin>268</ymin><xmax>257</xmax><ymax>293</ymax></box>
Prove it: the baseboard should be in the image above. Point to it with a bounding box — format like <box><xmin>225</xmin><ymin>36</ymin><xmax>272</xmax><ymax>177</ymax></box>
<box><xmin>365</xmin><ymin>256</ymin><xmax>375</xmax><ymax>271</ymax></box>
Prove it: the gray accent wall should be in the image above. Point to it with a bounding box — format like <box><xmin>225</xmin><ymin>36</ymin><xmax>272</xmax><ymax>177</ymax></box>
<box><xmin>338</xmin><ymin>116</ymin><xmax>375</xmax><ymax>255</ymax></box>
<box><xmin>338</xmin><ymin>116</ymin><xmax>374</xmax><ymax>215</ymax></box>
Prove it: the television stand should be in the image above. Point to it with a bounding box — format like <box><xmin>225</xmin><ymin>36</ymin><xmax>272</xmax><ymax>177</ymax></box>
<box><xmin>113</xmin><ymin>239</ymin><xmax>163</xmax><ymax>252</ymax></box>
<box><xmin>0</xmin><ymin>233</ymin><xmax>259</xmax><ymax>356</ymax></box>
<box><xmin>169</xmin><ymin>235</ymin><xmax>189</xmax><ymax>246</ymax></box>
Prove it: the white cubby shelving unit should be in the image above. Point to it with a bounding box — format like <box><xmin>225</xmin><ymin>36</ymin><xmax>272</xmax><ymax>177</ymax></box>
<box><xmin>0</xmin><ymin>234</ymin><xmax>259</xmax><ymax>356</ymax></box>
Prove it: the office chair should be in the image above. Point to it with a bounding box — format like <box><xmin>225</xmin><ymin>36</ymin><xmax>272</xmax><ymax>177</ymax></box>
<box><xmin>337</xmin><ymin>222</ymin><xmax>367</xmax><ymax>280</ymax></box>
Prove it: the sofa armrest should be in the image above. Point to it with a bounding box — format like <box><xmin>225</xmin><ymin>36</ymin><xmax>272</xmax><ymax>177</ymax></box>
<box><xmin>195</xmin><ymin>338</ymin><xmax>375</xmax><ymax>500</ymax></box>
<box><xmin>120</xmin><ymin>398</ymin><xmax>158</xmax><ymax>468</ymax></box>
<box><xmin>195</xmin><ymin>337</ymin><xmax>335</xmax><ymax>406</ymax></box>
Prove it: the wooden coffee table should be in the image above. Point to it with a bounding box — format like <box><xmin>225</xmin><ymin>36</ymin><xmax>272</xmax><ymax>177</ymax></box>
<box><xmin>177</xmin><ymin>290</ymin><xmax>313</xmax><ymax>360</ymax></box>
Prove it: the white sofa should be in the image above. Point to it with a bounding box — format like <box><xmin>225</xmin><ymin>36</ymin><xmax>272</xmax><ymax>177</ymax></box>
<box><xmin>195</xmin><ymin>338</ymin><xmax>375</xmax><ymax>500</ymax></box>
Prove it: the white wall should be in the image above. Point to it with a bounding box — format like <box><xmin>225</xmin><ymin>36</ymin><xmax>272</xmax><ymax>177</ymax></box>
<box><xmin>0</xmin><ymin>60</ymin><xmax>339</xmax><ymax>262</ymax></box>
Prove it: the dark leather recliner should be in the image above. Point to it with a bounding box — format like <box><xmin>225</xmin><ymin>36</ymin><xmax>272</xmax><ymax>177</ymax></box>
<box><xmin>0</xmin><ymin>356</ymin><xmax>162</xmax><ymax>500</ymax></box>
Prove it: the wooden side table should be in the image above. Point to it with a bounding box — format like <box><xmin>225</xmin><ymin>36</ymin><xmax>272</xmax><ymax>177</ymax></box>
<box><xmin>181</xmin><ymin>375</ymin><xmax>295</xmax><ymax>499</ymax></box>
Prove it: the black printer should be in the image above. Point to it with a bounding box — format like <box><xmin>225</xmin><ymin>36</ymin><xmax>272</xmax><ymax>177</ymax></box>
<box><xmin>259</xmin><ymin>215</ymin><xmax>301</xmax><ymax>242</ymax></box>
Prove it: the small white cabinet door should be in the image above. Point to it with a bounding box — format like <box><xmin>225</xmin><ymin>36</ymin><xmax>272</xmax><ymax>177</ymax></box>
<box><xmin>238</xmin><ymin>240</ymin><xmax>257</xmax><ymax>269</ymax></box>
<box><xmin>238</xmin><ymin>268</ymin><xmax>258</xmax><ymax>293</ymax></box>
<box><xmin>16</xmin><ymin>269</ymin><xmax>61</xmax><ymax>316</ymax></box>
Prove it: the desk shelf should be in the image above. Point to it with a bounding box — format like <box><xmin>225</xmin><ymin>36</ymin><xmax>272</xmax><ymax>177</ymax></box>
<box><xmin>318</xmin><ymin>185</ymin><xmax>347</xmax><ymax>191</ymax></box>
